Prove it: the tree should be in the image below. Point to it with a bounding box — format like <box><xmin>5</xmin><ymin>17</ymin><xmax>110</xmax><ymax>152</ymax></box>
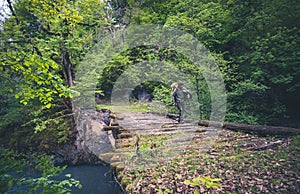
<box><xmin>1</xmin><ymin>0</ymin><xmax>107</xmax><ymax>109</ymax></box>
<box><xmin>0</xmin><ymin>0</ymin><xmax>108</xmax><ymax>151</ymax></box>
<box><xmin>108</xmin><ymin>0</ymin><xmax>299</xmax><ymax>126</ymax></box>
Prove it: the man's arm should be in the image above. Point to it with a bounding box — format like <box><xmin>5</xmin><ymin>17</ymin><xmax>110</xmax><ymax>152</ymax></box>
<box><xmin>172</xmin><ymin>88</ymin><xmax>178</xmax><ymax>104</ymax></box>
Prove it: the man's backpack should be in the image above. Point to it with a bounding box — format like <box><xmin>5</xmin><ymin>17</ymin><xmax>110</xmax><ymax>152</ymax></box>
<box><xmin>182</xmin><ymin>88</ymin><xmax>192</xmax><ymax>100</ymax></box>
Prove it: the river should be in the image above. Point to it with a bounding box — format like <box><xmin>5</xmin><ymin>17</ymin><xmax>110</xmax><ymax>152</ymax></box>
<box><xmin>61</xmin><ymin>165</ymin><xmax>122</xmax><ymax>194</ymax></box>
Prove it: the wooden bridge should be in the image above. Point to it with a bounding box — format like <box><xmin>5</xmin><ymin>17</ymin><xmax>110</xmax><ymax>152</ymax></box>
<box><xmin>99</xmin><ymin>111</ymin><xmax>219</xmax><ymax>170</ymax></box>
<box><xmin>97</xmin><ymin>109</ymin><xmax>300</xmax><ymax>171</ymax></box>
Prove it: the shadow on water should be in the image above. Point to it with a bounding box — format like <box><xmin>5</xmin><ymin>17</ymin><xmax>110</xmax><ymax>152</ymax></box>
<box><xmin>60</xmin><ymin>165</ymin><xmax>123</xmax><ymax>194</ymax></box>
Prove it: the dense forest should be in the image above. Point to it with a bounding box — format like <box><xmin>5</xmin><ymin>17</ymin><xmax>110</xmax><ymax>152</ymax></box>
<box><xmin>0</xmin><ymin>0</ymin><xmax>299</xmax><ymax>193</ymax></box>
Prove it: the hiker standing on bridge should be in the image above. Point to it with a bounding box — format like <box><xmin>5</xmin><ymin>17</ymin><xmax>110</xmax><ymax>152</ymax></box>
<box><xmin>171</xmin><ymin>82</ymin><xmax>192</xmax><ymax>124</ymax></box>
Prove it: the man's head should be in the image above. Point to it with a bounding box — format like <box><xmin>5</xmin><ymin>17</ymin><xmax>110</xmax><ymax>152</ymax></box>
<box><xmin>171</xmin><ymin>82</ymin><xmax>183</xmax><ymax>89</ymax></box>
<box><xmin>171</xmin><ymin>82</ymin><xmax>178</xmax><ymax>89</ymax></box>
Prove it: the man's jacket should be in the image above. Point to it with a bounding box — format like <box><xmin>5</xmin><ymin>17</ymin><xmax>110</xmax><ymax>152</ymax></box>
<box><xmin>172</xmin><ymin>85</ymin><xmax>192</xmax><ymax>103</ymax></box>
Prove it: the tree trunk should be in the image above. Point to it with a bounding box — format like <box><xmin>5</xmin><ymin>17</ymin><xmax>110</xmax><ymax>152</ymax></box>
<box><xmin>60</xmin><ymin>49</ymin><xmax>74</xmax><ymax>111</ymax></box>
<box><xmin>61</xmin><ymin>50</ymin><xmax>74</xmax><ymax>87</ymax></box>
<box><xmin>198</xmin><ymin>120</ymin><xmax>300</xmax><ymax>136</ymax></box>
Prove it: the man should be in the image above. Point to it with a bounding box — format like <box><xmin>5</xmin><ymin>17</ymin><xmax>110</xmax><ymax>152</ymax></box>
<box><xmin>171</xmin><ymin>82</ymin><xmax>192</xmax><ymax>123</ymax></box>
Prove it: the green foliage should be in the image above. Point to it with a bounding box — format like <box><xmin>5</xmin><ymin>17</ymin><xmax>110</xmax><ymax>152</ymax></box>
<box><xmin>139</xmin><ymin>135</ymin><xmax>166</xmax><ymax>152</ymax></box>
<box><xmin>292</xmin><ymin>133</ymin><xmax>300</xmax><ymax>149</ymax></box>
<box><xmin>157</xmin><ymin>188</ymin><xmax>171</xmax><ymax>194</ymax></box>
<box><xmin>0</xmin><ymin>94</ymin><xmax>72</xmax><ymax>151</ymax></box>
<box><xmin>0</xmin><ymin>148</ymin><xmax>82</xmax><ymax>194</ymax></box>
<box><xmin>96</xmin><ymin>44</ymin><xmax>212</xmax><ymax>120</ymax></box>
<box><xmin>24</xmin><ymin>104</ymin><xmax>72</xmax><ymax>143</ymax></box>
<box><xmin>124</xmin><ymin>0</ymin><xmax>300</xmax><ymax>127</ymax></box>
<box><xmin>0</xmin><ymin>0</ymin><xmax>299</xmax><ymax>177</ymax></box>
<box><xmin>226</xmin><ymin>79</ymin><xmax>269</xmax><ymax>124</ymax></box>
<box><xmin>4</xmin><ymin>52</ymin><xmax>69</xmax><ymax>108</ymax></box>
<box><xmin>0</xmin><ymin>0</ymin><xmax>107</xmax><ymax>151</ymax></box>
<box><xmin>139</xmin><ymin>143</ymin><xmax>152</xmax><ymax>152</ymax></box>
<box><xmin>226</xmin><ymin>112</ymin><xmax>259</xmax><ymax>125</ymax></box>
<box><xmin>184</xmin><ymin>176</ymin><xmax>222</xmax><ymax>193</ymax></box>
<box><xmin>1</xmin><ymin>0</ymin><xmax>107</xmax><ymax>107</ymax></box>
<box><xmin>152</xmin><ymin>84</ymin><xmax>177</xmax><ymax>114</ymax></box>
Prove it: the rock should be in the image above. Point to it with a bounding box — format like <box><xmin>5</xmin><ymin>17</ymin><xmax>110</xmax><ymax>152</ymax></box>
<box><xmin>52</xmin><ymin>108</ymin><xmax>114</xmax><ymax>165</ymax></box>
<box><xmin>99</xmin><ymin>152</ymin><xmax>115</xmax><ymax>163</ymax></box>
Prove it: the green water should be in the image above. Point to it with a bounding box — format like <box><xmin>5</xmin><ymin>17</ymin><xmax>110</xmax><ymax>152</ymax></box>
<box><xmin>61</xmin><ymin>165</ymin><xmax>122</xmax><ymax>194</ymax></box>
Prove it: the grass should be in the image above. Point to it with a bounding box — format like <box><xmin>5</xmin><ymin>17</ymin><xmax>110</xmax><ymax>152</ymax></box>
<box><xmin>95</xmin><ymin>102</ymin><xmax>150</xmax><ymax>113</ymax></box>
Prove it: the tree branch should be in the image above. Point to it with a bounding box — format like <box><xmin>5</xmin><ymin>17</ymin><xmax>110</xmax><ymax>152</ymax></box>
<box><xmin>40</xmin><ymin>25</ymin><xmax>60</xmax><ymax>36</ymax></box>
<box><xmin>6</xmin><ymin>0</ymin><xmax>42</xmax><ymax>56</ymax></box>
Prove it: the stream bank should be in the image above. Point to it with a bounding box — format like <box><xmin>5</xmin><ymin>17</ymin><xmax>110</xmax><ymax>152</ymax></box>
<box><xmin>52</xmin><ymin>108</ymin><xmax>112</xmax><ymax>165</ymax></box>
<box><xmin>51</xmin><ymin>108</ymin><xmax>123</xmax><ymax>193</ymax></box>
